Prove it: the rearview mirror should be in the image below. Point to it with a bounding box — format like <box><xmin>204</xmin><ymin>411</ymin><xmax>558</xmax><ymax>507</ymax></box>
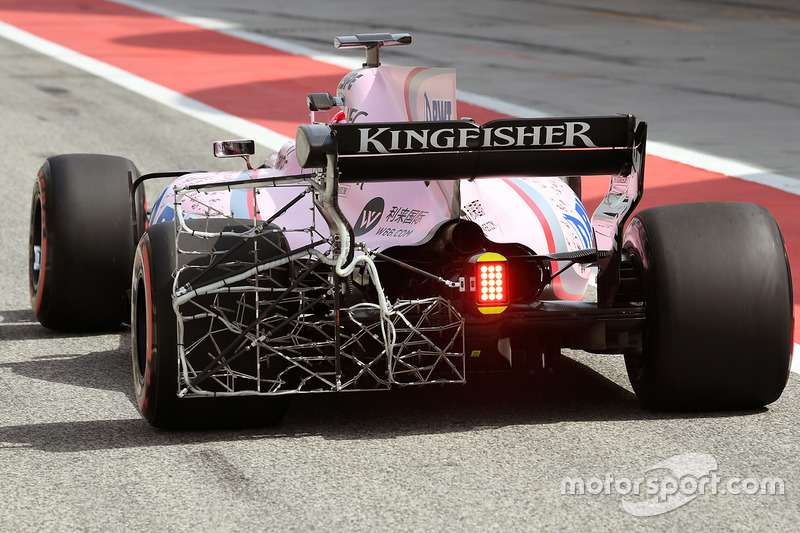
<box><xmin>214</xmin><ymin>139</ymin><xmax>255</xmax><ymax>157</ymax></box>
<box><xmin>213</xmin><ymin>139</ymin><xmax>255</xmax><ymax>169</ymax></box>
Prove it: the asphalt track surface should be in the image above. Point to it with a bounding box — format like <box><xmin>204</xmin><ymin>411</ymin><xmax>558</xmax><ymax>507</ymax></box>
<box><xmin>0</xmin><ymin>0</ymin><xmax>798</xmax><ymax>530</ymax></box>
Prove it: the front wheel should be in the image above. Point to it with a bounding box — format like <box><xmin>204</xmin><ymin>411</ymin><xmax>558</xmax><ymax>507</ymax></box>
<box><xmin>623</xmin><ymin>202</ymin><xmax>793</xmax><ymax>411</ymax></box>
<box><xmin>30</xmin><ymin>154</ymin><xmax>145</xmax><ymax>330</ymax></box>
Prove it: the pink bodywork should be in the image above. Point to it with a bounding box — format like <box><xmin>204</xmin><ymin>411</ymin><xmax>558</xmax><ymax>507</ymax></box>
<box><xmin>150</xmin><ymin>66</ymin><xmax>592</xmax><ymax>300</ymax></box>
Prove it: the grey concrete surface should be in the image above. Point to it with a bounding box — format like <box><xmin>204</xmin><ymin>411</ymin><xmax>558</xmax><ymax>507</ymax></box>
<box><xmin>1</xmin><ymin>2</ymin><xmax>798</xmax><ymax>531</ymax></box>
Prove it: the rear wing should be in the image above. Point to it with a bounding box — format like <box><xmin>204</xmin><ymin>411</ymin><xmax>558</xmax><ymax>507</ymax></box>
<box><xmin>296</xmin><ymin>114</ymin><xmax>645</xmax><ymax>183</ymax></box>
<box><xmin>295</xmin><ymin>114</ymin><xmax>647</xmax><ymax>307</ymax></box>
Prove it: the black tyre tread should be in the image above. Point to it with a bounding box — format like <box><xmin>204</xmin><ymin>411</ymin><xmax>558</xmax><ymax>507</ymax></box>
<box><xmin>623</xmin><ymin>202</ymin><xmax>793</xmax><ymax>411</ymax></box>
<box><xmin>30</xmin><ymin>153</ymin><xmax>143</xmax><ymax>330</ymax></box>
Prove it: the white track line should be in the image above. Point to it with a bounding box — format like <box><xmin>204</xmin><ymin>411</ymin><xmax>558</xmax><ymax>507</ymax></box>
<box><xmin>113</xmin><ymin>0</ymin><xmax>800</xmax><ymax>196</ymax></box>
<box><xmin>0</xmin><ymin>20</ymin><xmax>291</xmax><ymax>150</ymax></box>
<box><xmin>1</xmin><ymin>5</ymin><xmax>797</xmax><ymax>366</ymax></box>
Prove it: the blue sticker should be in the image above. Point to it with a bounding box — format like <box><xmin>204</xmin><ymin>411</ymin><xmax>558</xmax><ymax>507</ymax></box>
<box><xmin>563</xmin><ymin>199</ymin><xmax>593</xmax><ymax>249</ymax></box>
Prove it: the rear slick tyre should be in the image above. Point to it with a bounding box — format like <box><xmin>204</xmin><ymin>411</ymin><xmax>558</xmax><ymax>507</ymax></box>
<box><xmin>623</xmin><ymin>202</ymin><xmax>793</xmax><ymax>411</ymax></box>
<box><xmin>131</xmin><ymin>221</ymin><xmax>291</xmax><ymax>429</ymax></box>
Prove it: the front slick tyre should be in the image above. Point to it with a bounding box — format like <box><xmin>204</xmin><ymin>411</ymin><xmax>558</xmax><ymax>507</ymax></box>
<box><xmin>131</xmin><ymin>221</ymin><xmax>290</xmax><ymax>429</ymax></box>
<box><xmin>30</xmin><ymin>154</ymin><xmax>144</xmax><ymax>330</ymax></box>
<box><xmin>623</xmin><ymin>202</ymin><xmax>793</xmax><ymax>411</ymax></box>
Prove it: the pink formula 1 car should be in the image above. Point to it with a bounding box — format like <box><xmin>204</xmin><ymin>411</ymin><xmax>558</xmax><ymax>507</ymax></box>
<box><xmin>29</xmin><ymin>33</ymin><xmax>794</xmax><ymax>428</ymax></box>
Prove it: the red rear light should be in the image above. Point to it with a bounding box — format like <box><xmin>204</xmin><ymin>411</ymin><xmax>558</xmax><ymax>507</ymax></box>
<box><xmin>478</xmin><ymin>262</ymin><xmax>507</xmax><ymax>304</ymax></box>
<box><xmin>471</xmin><ymin>252</ymin><xmax>508</xmax><ymax>314</ymax></box>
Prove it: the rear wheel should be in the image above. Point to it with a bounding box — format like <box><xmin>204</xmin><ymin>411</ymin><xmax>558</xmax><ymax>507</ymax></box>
<box><xmin>623</xmin><ymin>202</ymin><xmax>793</xmax><ymax>410</ymax></box>
<box><xmin>30</xmin><ymin>154</ymin><xmax>145</xmax><ymax>330</ymax></box>
<box><xmin>131</xmin><ymin>220</ymin><xmax>291</xmax><ymax>428</ymax></box>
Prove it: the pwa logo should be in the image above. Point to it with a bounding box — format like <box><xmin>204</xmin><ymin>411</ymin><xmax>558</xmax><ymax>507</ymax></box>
<box><xmin>354</xmin><ymin>197</ymin><xmax>384</xmax><ymax>236</ymax></box>
<box><xmin>424</xmin><ymin>92</ymin><xmax>453</xmax><ymax>121</ymax></box>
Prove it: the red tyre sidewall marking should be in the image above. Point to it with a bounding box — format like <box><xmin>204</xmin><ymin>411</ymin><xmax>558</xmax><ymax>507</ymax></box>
<box><xmin>135</xmin><ymin>244</ymin><xmax>153</xmax><ymax>412</ymax></box>
<box><xmin>33</xmin><ymin>172</ymin><xmax>47</xmax><ymax>315</ymax></box>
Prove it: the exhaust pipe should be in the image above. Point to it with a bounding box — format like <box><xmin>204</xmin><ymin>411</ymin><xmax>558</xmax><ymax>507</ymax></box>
<box><xmin>429</xmin><ymin>220</ymin><xmax>485</xmax><ymax>255</ymax></box>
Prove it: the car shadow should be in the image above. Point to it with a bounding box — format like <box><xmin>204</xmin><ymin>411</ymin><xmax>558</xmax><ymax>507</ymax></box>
<box><xmin>0</xmin><ymin>308</ymin><xmax>40</xmax><ymax>341</ymax></box>
<box><xmin>0</xmin><ymin>323</ymin><xmax>768</xmax><ymax>453</ymax></box>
